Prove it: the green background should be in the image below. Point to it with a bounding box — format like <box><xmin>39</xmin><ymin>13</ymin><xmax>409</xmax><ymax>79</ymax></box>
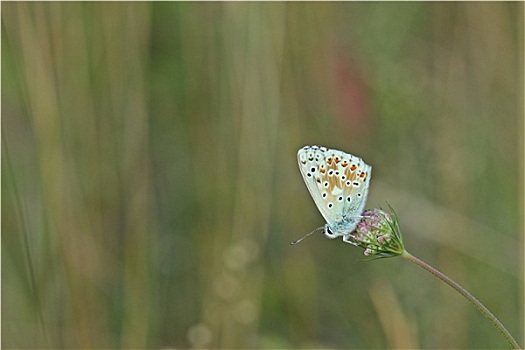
<box><xmin>2</xmin><ymin>2</ymin><xmax>523</xmax><ymax>348</ymax></box>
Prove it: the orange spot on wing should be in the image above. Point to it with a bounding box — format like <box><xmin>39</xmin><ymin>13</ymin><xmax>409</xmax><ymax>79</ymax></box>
<box><xmin>350</xmin><ymin>164</ymin><xmax>357</xmax><ymax>171</ymax></box>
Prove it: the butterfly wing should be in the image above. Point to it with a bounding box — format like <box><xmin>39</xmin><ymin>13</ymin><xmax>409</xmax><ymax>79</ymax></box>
<box><xmin>297</xmin><ymin>145</ymin><xmax>372</xmax><ymax>236</ymax></box>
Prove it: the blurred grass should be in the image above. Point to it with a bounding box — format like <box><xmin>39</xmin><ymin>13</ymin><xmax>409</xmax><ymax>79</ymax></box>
<box><xmin>2</xmin><ymin>2</ymin><xmax>523</xmax><ymax>349</ymax></box>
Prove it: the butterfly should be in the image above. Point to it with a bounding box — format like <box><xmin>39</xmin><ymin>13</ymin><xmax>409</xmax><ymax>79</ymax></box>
<box><xmin>295</xmin><ymin>145</ymin><xmax>372</xmax><ymax>244</ymax></box>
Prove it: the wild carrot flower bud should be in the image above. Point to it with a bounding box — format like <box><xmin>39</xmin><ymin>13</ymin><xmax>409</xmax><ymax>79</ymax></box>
<box><xmin>348</xmin><ymin>207</ymin><xmax>405</xmax><ymax>258</ymax></box>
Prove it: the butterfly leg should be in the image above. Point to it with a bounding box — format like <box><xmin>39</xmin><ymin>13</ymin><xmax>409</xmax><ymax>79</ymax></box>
<box><xmin>346</xmin><ymin>215</ymin><xmax>368</xmax><ymax>220</ymax></box>
<box><xmin>342</xmin><ymin>234</ymin><xmax>359</xmax><ymax>246</ymax></box>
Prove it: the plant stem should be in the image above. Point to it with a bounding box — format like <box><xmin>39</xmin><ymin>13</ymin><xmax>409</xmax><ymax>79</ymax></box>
<box><xmin>401</xmin><ymin>250</ymin><xmax>521</xmax><ymax>349</ymax></box>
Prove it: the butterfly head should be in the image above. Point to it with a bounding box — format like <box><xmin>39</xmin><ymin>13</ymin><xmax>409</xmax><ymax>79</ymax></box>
<box><xmin>323</xmin><ymin>225</ymin><xmax>340</xmax><ymax>239</ymax></box>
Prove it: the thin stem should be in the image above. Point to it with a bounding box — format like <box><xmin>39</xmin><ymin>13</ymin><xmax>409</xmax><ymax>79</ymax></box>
<box><xmin>402</xmin><ymin>250</ymin><xmax>521</xmax><ymax>349</ymax></box>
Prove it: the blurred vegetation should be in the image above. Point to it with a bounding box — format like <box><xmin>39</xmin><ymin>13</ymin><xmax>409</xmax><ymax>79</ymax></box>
<box><xmin>2</xmin><ymin>2</ymin><xmax>523</xmax><ymax>349</ymax></box>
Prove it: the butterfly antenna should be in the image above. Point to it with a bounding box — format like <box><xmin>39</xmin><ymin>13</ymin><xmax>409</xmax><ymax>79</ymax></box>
<box><xmin>290</xmin><ymin>226</ymin><xmax>324</xmax><ymax>245</ymax></box>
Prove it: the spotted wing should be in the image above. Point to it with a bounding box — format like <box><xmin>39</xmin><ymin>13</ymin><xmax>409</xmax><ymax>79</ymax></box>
<box><xmin>297</xmin><ymin>145</ymin><xmax>372</xmax><ymax>233</ymax></box>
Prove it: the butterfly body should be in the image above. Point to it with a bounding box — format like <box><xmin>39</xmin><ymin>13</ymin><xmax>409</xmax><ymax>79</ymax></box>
<box><xmin>297</xmin><ymin>145</ymin><xmax>372</xmax><ymax>241</ymax></box>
